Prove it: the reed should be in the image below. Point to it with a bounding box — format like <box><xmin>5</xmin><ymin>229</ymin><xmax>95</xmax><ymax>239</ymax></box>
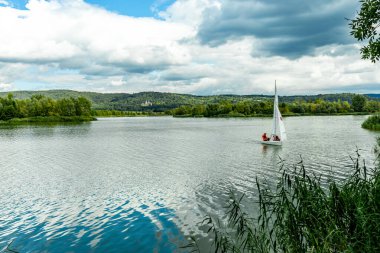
<box><xmin>188</xmin><ymin>139</ymin><xmax>380</xmax><ymax>252</ymax></box>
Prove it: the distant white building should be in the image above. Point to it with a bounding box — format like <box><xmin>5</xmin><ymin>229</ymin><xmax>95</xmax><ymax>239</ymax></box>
<box><xmin>141</xmin><ymin>100</ymin><xmax>153</xmax><ymax>107</ymax></box>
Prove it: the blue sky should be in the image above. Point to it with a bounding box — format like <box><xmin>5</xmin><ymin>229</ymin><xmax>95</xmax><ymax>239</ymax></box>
<box><xmin>0</xmin><ymin>0</ymin><xmax>27</xmax><ymax>9</ymax></box>
<box><xmin>86</xmin><ymin>0</ymin><xmax>156</xmax><ymax>16</ymax></box>
<box><xmin>4</xmin><ymin>0</ymin><xmax>175</xmax><ymax>16</ymax></box>
<box><xmin>85</xmin><ymin>0</ymin><xmax>176</xmax><ymax>17</ymax></box>
<box><xmin>0</xmin><ymin>0</ymin><xmax>378</xmax><ymax>95</ymax></box>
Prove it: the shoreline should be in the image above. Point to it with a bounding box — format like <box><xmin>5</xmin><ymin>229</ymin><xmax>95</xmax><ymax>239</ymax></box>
<box><xmin>172</xmin><ymin>112</ymin><xmax>370</xmax><ymax>118</ymax></box>
<box><xmin>0</xmin><ymin>113</ymin><xmax>371</xmax><ymax>123</ymax></box>
<box><xmin>0</xmin><ymin>116</ymin><xmax>97</xmax><ymax>124</ymax></box>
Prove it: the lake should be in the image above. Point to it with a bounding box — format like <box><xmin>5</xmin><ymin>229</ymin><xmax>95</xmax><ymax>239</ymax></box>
<box><xmin>0</xmin><ymin>116</ymin><xmax>378</xmax><ymax>252</ymax></box>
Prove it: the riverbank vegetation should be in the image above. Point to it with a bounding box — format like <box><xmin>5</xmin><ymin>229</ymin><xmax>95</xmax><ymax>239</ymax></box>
<box><xmin>0</xmin><ymin>93</ymin><xmax>95</xmax><ymax>123</ymax></box>
<box><xmin>1</xmin><ymin>91</ymin><xmax>379</xmax><ymax>118</ymax></box>
<box><xmin>4</xmin><ymin>116</ymin><xmax>96</xmax><ymax>123</ymax></box>
<box><xmin>188</xmin><ymin>139</ymin><xmax>380</xmax><ymax>252</ymax></box>
<box><xmin>172</xmin><ymin>94</ymin><xmax>380</xmax><ymax>117</ymax></box>
<box><xmin>93</xmin><ymin>110</ymin><xmax>167</xmax><ymax>117</ymax></box>
<box><xmin>362</xmin><ymin>114</ymin><xmax>380</xmax><ymax>130</ymax></box>
<box><xmin>2</xmin><ymin>90</ymin><xmax>379</xmax><ymax>115</ymax></box>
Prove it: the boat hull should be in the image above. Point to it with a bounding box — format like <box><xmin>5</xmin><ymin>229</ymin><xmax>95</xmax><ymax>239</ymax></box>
<box><xmin>261</xmin><ymin>140</ymin><xmax>282</xmax><ymax>146</ymax></box>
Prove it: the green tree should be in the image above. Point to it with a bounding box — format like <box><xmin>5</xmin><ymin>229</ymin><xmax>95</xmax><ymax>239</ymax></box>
<box><xmin>350</xmin><ymin>0</ymin><xmax>380</xmax><ymax>62</ymax></box>
<box><xmin>205</xmin><ymin>104</ymin><xmax>219</xmax><ymax>117</ymax></box>
<box><xmin>74</xmin><ymin>97</ymin><xmax>92</xmax><ymax>116</ymax></box>
<box><xmin>218</xmin><ymin>100</ymin><xmax>233</xmax><ymax>115</ymax></box>
<box><xmin>342</xmin><ymin>101</ymin><xmax>352</xmax><ymax>112</ymax></box>
<box><xmin>0</xmin><ymin>93</ymin><xmax>19</xmax><ymax>119</ymax></box>
<box><xmin>173</xmin><ymin>105</ymin><xmax>191</xmax><ymax>116</ymax></box>
<box><xmin>192</xmin><ymin>104</ymin><xmax>205</xmax><ymax>116</ymax></box>
<box><xmin>352</xmin><ymin>94</ymin><xmax>367</xmax><ymax>112</ymax></box>
<box><xmin>56</xmin><ymin>98</ymin><xmax>76</xmax><ymax>116</ymax></box>
<box><xmin>3</xmin><ymin>105</ymin><xmax>16</xmax><ymax>120</ymax></box>
<box><xmin>364</xmin><ymin>100</ymin><xmax>380</xmax><ymax>112</ymax></box>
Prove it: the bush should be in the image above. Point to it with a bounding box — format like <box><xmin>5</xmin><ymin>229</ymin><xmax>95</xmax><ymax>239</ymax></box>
<box><xmin>362</xmin><ymin>114</ymin><xmax>380</xmax><ymax>131</ymax></box>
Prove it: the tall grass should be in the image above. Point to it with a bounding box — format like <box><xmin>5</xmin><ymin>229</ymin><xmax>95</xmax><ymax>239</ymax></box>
<box><xmin>188</xmin><ymin>138</ymin><xmax>380</xmax><ymax>252</ymax></box>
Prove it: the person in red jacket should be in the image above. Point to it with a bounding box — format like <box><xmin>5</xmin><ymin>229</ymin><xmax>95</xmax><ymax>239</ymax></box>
<box><xmin>262</xmin><ymin>133</ymin><xmax>269</xmax><ymax>141</ymax></box>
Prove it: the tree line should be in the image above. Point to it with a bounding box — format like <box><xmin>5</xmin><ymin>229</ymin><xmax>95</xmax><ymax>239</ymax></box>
<box><xmin>2</xmin><ymin>92</ymin><xmax>378</xmax><ymax>120</ymax></box>
<box><xmin>0</xmin><ymin>93</ymin><xmax>92</xmax><ymax>121</ymax></box>
<box><xmin>171</xmin><ymin>94</ymin><xmax>380</xmax><ymax>117</ymax></box>
<box><xmin>93</xmin><ymin>110</ymin><xmax>166</xmax><ymax>117</ymax></box>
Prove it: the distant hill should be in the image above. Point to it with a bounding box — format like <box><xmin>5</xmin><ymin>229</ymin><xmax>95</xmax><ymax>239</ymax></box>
<box><xmin>367</xmin><ymin>94</ymin><xmax>380</xmax><ymax>99</ymax></box>
<box><xmin>0</xmin><ymin>90</ymin><xmax>378</xmax><ymax>112</ymax></box>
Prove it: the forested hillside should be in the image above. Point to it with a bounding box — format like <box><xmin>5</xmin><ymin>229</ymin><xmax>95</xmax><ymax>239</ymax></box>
<box><xmin>1</xmin><ymin>90</ymin><xmax>379</xmax><ymax>113</ymax></box>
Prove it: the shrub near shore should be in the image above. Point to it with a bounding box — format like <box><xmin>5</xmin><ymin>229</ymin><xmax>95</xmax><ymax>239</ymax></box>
<box><xmin>362</xmin><ymin>114</ymin><xmax>380</xmax><ymax>131</ymax></box>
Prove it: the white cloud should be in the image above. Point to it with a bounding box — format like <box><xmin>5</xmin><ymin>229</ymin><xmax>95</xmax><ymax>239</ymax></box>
<box><xmin>159</xmin><ymin>0</ymin><xmax>221</xmax><ymax>28</ymax></box>
<box><xmin>110</xmin><ymin>78</ymin><xmax>126</xmax><ymax>87</ymax></box>
<box><xmin>0</xmin><ymin>82</ymin><xmax>13</xmax><ymax>91</ymax></box>
<box><xmin>0</xmin><ymin>0</ymin><xmax>378</xmax><ymax>94</ymax></box>
<box><xmin>151</xmin><ymin>39</ymin><xmax>380</xmax><ymax>95</ymax></box>
<box><xmin>0</xmin><ymin>0</ymin><xmax>193</xmax><ymax>69</ymax></box>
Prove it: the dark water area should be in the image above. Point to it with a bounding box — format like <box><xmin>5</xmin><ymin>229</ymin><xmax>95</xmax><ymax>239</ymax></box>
<box><xmin>0</xmin><ymin>116</ymin><xmax>378</xmax><ymax>252</ymax></box>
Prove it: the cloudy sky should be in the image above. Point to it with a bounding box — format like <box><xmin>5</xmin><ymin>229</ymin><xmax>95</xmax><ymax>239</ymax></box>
<box><xmin>0</xmin><ymin>0</ymin><xmax>378</xmax><ymax>95</ymax></box>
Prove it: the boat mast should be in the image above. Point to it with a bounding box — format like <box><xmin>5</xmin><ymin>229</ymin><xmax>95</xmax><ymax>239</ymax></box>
<box><xmin>272</xmin><ymin>80</ymin><xmax>278</xmax><ymax>138</ymax></box>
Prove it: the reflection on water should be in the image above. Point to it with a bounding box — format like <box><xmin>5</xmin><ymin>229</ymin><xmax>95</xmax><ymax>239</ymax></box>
<box><xmin>5</xmin><ymin>199</ymin><xmax>182</xmax><ymax>252</ymax></box>
<box><xmin>0</xmin><ymin>116</ymin><xmax>378</xmax><ymax>252</ymax></box>
<box><xmin>261</xmin><ymin>143</ymin><xmax>282</xmax><ymax>158</ymax></box>
<box><xmin>261</xmin><ymin>144</ymin><xmax>268</xmax><ymax>154</ymax></box>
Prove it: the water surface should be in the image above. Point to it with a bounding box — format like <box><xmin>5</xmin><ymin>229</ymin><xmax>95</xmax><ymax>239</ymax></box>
<box><xmin>0</xmin><ymin>116</ymin><xmax>377</xmax><ymax>252</ymax></box>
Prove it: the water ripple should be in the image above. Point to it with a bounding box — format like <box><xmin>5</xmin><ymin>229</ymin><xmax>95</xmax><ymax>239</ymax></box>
<box><xmin>0</xmin><ymin>116</ymin><xmax>377</xmax><ymax>252</ymax></box>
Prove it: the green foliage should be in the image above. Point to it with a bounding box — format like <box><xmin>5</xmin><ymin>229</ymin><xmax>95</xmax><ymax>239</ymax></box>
<box><xmin>362</xmin><ymin>114</ymin><xmax>380</xmax><ymax>130</ymax></box>
<box><xmin>172</xmin><ymin>96</ymin><xmax>379</xmax><ymax>117</ymax></box>
<box><xmin>350</xmin><ymin>0</ymin><xmax>380</xmax><ymax>62</ymax></box>
<box><xmin>191</xmin><ymin>147</ymin><xmax>380</xmax><ymax>252</ymax></box>
<box><xmin>375</xmin><ymin>137</ymin><xmax>380</xmax><ymax>157</ymax></box>
<box><xmin>1</xmin><ymin>90</ymin><xmax>378</xmax><ymax>114</ymax></box>
<box><xmin>6</xmin><ymin>116</ymin><xmax>96</xmax><ymax>123</ymax></box>
<box><xmin>364</xmin><ymin>100</ymin><xmax>380</xmax><ymax>112</ymax></box>
<box><xmin>93</xmin><ymin>110</ymin><xmax>165</xmax><ymax>117</ymax></box>
<box><xmin>352</xmin><ymin>94</ymin><xmax>368</xmax><ymax>112</ymax></box>
<box><xmin>0</xmin><ymin>94</ymin><xmax>93</xmax><ymax>121</ymax></box>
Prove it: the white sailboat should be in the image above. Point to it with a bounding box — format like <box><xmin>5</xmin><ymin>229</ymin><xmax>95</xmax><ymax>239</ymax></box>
<box><xmin>261</xmin><ymin>81</ymin><xmax>287</xmax><ymax>146</ymax></box>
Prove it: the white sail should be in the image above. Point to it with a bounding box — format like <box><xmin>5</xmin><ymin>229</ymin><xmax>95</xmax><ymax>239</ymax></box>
<box><xmin>277</xmin><ymin>106</ymin><xmax>287</xmax><ymax>140</ymax></box>
<box><xmin>261</xmin><ymin>81</ymin><xmax>286</xmax><ymax>145</ymax></box>
<box><xmin>271</xmin><ymin>81</ymin><xmax>286</xmax><ymax>140</ymax></box>
<box><xmin>271</xmin><ymin>84</ymin><xmax>278</xmax><ymax>137</ymax></box>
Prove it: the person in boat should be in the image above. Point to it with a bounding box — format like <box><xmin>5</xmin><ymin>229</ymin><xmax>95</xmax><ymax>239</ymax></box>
<box><xmin>274</xmin><ymin>135</ymin><xmax>280</xmax><ymax>141</ymax></box>
<box><xmin>262</xmin><ymin>133</ymin><xmax>270</xmax><ymax>141</ymax></box>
